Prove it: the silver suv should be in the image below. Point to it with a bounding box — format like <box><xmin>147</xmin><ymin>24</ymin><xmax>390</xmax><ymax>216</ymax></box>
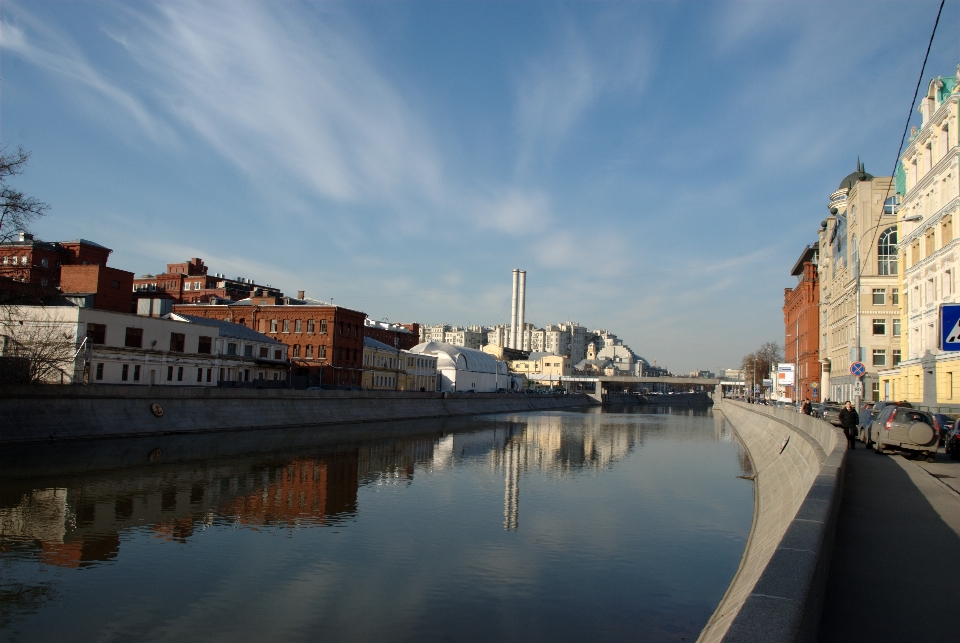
<box><xmin>869</xmin><ymin>406</ymin><xmax>939</xmax><ymax>461</ymax></box>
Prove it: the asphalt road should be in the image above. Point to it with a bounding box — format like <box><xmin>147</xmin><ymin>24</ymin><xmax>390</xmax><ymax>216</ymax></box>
<box><xmin>819</xmin><ymin>447</ymin><xmax>960</xmax><ymax>642</ymax></box>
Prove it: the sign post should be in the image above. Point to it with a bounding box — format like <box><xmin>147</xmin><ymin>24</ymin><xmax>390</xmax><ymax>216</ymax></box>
<box><xmin>850</xmin><ymin>361</ymin><xmax>866</xmax><ymax>408</ymax></box>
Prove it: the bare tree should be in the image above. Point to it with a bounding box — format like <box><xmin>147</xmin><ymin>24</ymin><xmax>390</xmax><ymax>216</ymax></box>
<box><xmin>0</xmin><ymin>147</ymin><xmax>49</xmax><ymax>243</ymax></box>
<box><xmin>740</xmin><ymin>342</ymin><xmax>783</xmax><ymax>393</ymax></box>
<box><xmin>0</xmin><ymin>305</ymin><xmax>77</xmax><ymax>384</ymax></box>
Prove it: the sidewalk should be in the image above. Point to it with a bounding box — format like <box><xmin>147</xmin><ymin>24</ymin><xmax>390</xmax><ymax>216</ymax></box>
<box><xmin>818</xmin><ymin>448</ymin><xmax>960</xmax><ymax>642</ymax></box>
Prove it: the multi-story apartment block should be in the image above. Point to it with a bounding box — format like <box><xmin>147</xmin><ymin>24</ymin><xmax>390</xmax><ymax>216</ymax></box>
<box><xmin>818</xmin><ymin>165</ymin><xmax>900</xmax><ymax>403</ymax></box>
<box><xmin>420</xmin><ymin>324</ymin><xmax>450</xmax><ymax>344</ymax></box>
<box><xmin>783</xmin><ymin>243</ymin><xmax>820</xmax><ymax>402</ymax></box>
<box><xmin>443</xmin><ymin>326</ymin><xmax>485</xmax><ymax>349</ymax></box>
<box><xmin>879</xmin><ymin>69</ymin><xmax>960</xmax><ymax>405</ymax></box>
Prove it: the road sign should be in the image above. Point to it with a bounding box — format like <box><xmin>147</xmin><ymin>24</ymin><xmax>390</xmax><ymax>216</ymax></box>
<box><xmin>810</xmin><ymin>382</ymin><xmax>819</xmax><ymax>391</ymax></box>
<box><xmin>941</xmin><ymin>304</ymin><xmax>960</xmax><ymax>351</ymax></box>
<box><xmin>850</xmin><ymin>362</ymin><xmax>866</xmax><ymax>377</ymax></box>
<box><xmin>854</xmin><ymin>381</ymin><xmax>863</xmax><ymax>396</ymax></box>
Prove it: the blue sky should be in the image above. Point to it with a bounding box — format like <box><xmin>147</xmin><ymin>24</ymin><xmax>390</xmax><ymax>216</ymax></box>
<box><xmin>2</xmin><ymin>0</ymin><xmax>958</xmax><ymax>373</ymax></box>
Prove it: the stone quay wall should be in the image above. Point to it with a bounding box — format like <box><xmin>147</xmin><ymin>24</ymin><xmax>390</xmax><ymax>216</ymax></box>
<box><xmin>0</xmin><ymin>385</ymin><xmax>595</xmax><ymax>444</ymax></box>
<box><xmin>698</xmin><ymin>400</ymin><xmax>846</xmax><ymax>643</ymax></box>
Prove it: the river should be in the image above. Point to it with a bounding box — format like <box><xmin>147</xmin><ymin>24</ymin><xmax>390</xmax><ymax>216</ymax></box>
<box><xmin>0</xmin><ymin>406</ymin><xmax>753</xmax><ymax>643</ymax></box>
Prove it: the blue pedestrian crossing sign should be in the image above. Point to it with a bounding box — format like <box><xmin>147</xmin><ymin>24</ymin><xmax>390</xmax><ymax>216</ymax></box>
<box><xmin>942</xmin><ymin>304</ymin><xmax>960</xmax><ymax>351</ymax></box>
<box><xmin>850</xmin><ymin>362</ymin><xmax>866</xmax><ymax>377</ymax></box>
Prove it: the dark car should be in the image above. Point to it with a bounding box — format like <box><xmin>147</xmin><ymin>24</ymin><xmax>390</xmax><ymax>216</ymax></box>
<box><xmin>932</xmin><ymin>414</ymin><xmax>955</xmax><ymax>446</ymax></box>
<box><xmin>945</xmin><ymin>424</ymin><xmax>960</xmax><ymax>460</ymax></box>
<box><xmin>817</xmin><ymin>402</ymin><xmax>843</xmax><ymax>426</ymax></box>
<box><xmin>870</xmin><ymin>406</ymin><xmax>939</xmax><ymax>461</ymax></box>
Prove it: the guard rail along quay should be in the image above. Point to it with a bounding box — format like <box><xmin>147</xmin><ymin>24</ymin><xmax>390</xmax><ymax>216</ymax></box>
<box><xmin>698</xmin><ymin>399</ymin><xmax>847</xmax><ymax>643</ymax></box>
<box><xmin>0</xmin><ymin>385</ymin><xmax>594</xmax><ymax>444</ymax></box>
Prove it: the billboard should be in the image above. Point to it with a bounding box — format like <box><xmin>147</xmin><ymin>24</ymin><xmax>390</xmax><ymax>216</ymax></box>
<box><xmin>777</xmin><ymin>363</ymin><xmax>795</xmax><ymax>387</ymax></box>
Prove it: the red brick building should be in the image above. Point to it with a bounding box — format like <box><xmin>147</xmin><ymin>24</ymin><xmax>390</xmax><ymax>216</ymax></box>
<box><xmin>363</xmin><ymin>320</ymin><xmax>420</xmax><ymax>350</ymax></box>
<box><xmin>172</xmin><ymin>301</ymin><xmax>366</xmax><ymax>388</ymax></box>
<box><xmin>784</xmin><ymin>244</ymin><xmax>820</xmax><ymax>402</ymax></box>
<box><xmin>134</xmin><ymin>257</ymin><xmax>282</xmax><ymax>304</ymax></box>
<box><xmin>0</xmin><ymin>233</ymin><xmax>131</xmax><ymax>310</ymax></box>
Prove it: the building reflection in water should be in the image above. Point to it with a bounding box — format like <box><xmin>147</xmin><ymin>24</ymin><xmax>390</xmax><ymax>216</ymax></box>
<box><xmin>0</xmin><ymin>408</ymin><xmax>743</xmax><ymax>568</ymax></box>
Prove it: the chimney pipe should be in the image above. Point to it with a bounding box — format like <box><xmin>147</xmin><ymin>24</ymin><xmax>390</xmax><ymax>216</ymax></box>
<box><xmin>517</xmin><ymin>270</ymin><xmax>526</xmax><ymax>351</ymax></box>
<box><xmin>297</xmin><ymin>290</ymin><xmax>305</xmax><ymax>300</ymax></box>
<box><xmin>510</xmin><ymin>269</ymin><xmax>519</xmax><ymax>349</ymax></box>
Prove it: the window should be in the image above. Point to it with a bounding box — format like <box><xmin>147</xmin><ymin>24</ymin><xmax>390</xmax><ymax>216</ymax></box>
<box><xmin>177</xmin><ymin>366</ymin><xmax>184</xmax><ymax>381</ymax></box>
<box><xmin>942</xmin><ymin>216</ymin><xmax>953</xmax><ymax>245</ymax></box>
<box><xmin>892</xmin><ymin>288</ymin><xmax>899</xmax><ymax>306</ymax></box>
<box><xmin>197</xmin><ymin>368</ymin><xmax>203</xmax><ymax>382</ymax></box>
<box><xmin>872</xmin><ymin>382</ymin><xmax>880</xmax><ymax>401</ymax></box>
<box><xmin>20</xmin><ymin>256</ymin><xmax>27</xmax><ymax>265</ymax></box>
<box><xmin>320</xmin><ymin>320</ymin><xmax>327</xmax><ymax>334</ymax></box>
<box><xmin>95</xmin><ymin>363</ymin><xmax>104</xmax><ymax>380</ymax></box>
<box><xmin>927</xmin><ymin>278</ymin><xmax>935</xmax><ymax>303</ymax></box>
<box><xmin>167</xmin><ymin>366</ymin><xmax>174</xmax><ymax>381</ymax></box>
<box><xmin>112</xmin><ymin>281</ymin><xmax>120</xmax><ymax>289</ymax></box>
<box><xmin>244</xmin><ymin>344</ymin><xmax>253</xmax><ymax>357</ymax></box>
<box><xmin>41</xmin><ymin>258</ymin><xmax>48</xmax><ymax>268</ymax></box>
<box><xmin>877</xmin><ymin>227</ymin><xmax>898</xmax><ymax>275</ymax></box>
<box><xmin>275</xmin><ymin>349</ymin><xmax>282</xmax><ymax>360</ymax></box>
<box><xmin>944</xmin><ymin>270</ymin><xmax>954</xmax><ymax>297</ymax></box>
<box><xmin>270</xmin><ymin>319</ymin><xmax>278</xmax><ymax>333</ymax></box>
<box><xmin>318</xmin><ymin>345</ymin><xmax>326</xmax><ymax>359</ymax></box>
<box><xmin>873</xmin><ymin>319</ymin><xmax>886</xmax><ymax>335</ymax></box>
<box><xmin>170</xmin><ymin>333</ymin><xmax>185</xmax><ymax>352</ymax></box>
<box><xmin>307</xmin><ymin>320</ymin><xmax>315</xmax><ymax>334</ymax></box>
<box><xmin>283</xmin><ymin>320</ymin><xmax>290</xmax><ymax>333</ymax></box>
<box><xmin>198</xmin><ymin>336</ymin><xmax>212</xmax><ymax>354</ymax></box>
<box><xmin>125</xmin><ymin>327</ymin><xmax>143</xmax><ymax>348</ymax></box>
<box><xmin>122</xmin><ymin>364</ymin><xmax>129</xmax><ymax>381</ymax></box>
<box><xmin>295</xmin><ymin>320</ymin><xmax>302</xmax><ymax>333</ymax></box>
<box><xmin>259</xmin><ymin>347</ymin><xmax>268</xmax><ymax>358</ymax></box>
<box><xmin>293</xmin><ymin>345</ymin><xmax>300</xmax><ymax>358</ymax></box>
<box><xmin>893</xmin><ymin>319</ymin><xmax>901</xmax><ymax>336</ymax></box>
<box><xmin>219</xmin><ymin>368</ymin><xmax>224</xmax><ymax>382</ymax></box>
<box><xmin>340</xmin><ymin>322</ymin><xmax>344</xmax><ymax>335</ymax></box>
<box><xmin>87</xmin><ymin>324</ymin><xmax>106</xmax><ymax>345</ymax></box>
<box><xmin>872</xmin><ymin>288</ymin><xmax>885</xmax><ymax>305</ymax></box>
<box><xmin>227</xmin><ymin>342</ymin><xmax>237</xmax><ymax>356</ymax></box>
<box><xmin>134</xmin><ymin>365</ymin><xmax>141</xmax><ymax>381</ymax></box>
<box><xmin>872</xmin><ymin>349</ymin><xmax>886</xmax><ymax>366</ymax></box>
<box><xmin>306</xmin><ymin>345</ymin><xmax>313</xmax><ymax>358</ymax></box>
<box><xmin>206</xmin><ymin>368</ymin><xmax>212</xmax><ymax>382</ymax></box>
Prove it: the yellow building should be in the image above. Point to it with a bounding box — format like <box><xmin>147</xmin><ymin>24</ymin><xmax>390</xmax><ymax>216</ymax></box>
<box><xmin>879</xmin><ymin>67</ymin><xmax>960</xmax><ymax>410</ymax></box>
<box><xmin>362</xmin><ymin>337</ymin><xmax>437</xmax><ymax>391</ymax></box>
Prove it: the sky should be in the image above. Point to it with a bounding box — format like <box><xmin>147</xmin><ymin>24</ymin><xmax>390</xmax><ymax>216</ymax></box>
<box><xmin>2</xmin><ymin>0</ymin><xmax>959</xmax><ymax>374</ymax></box>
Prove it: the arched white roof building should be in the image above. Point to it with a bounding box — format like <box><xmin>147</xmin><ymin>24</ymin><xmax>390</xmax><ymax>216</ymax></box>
<box><xmin>409</xmin><ymin>341</ymin><xmax>511</xmax><ymax>392</ymax></box>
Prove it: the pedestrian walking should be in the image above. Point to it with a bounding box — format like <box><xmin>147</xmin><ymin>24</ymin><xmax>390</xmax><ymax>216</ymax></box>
<box><xmin>801</xmin><ymin>398</ymin><xmax>812</xmax><ymax>415</ymax></box>
<box><xmin>838</xmin><ymin>400</ymin><xmax>859</xmax><ymax>449</ymax></box>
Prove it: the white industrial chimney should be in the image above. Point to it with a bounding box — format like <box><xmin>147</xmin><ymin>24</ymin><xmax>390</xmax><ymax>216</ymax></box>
<box><xmin>517</xmin><ymin>270</ymin><xmax>526</xmax><ymax>351</ymax></box>
<box><xmin>510</xmin><ymin>269</ymin><xmax>520</xmax><ymax>349</ymax></box>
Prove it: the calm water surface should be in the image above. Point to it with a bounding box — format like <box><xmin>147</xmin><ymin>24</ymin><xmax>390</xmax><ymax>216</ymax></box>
<box><xmin>0</xmin><ymin>407</ymin><xmax>753</xmax><ymax>643</ymax></box>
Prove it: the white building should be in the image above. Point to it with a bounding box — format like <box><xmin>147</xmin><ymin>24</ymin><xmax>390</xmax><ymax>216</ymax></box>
<box><xmin>1</xmin><ymin>304</ymin><xmax>287</xmax><ymax>386</ymax></box>
<box><xmin>409</xmin><ymin>341</ymin><xmax>511</xmax><ymax>392</ymax></box>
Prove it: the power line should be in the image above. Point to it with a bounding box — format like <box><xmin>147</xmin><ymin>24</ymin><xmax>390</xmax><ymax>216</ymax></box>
<box><xmin>859</xmin><ymin>0</ymin><xmax>945</xmax><ymax>276</ymax></box>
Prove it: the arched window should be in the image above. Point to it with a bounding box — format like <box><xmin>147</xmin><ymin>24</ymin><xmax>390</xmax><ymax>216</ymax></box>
<box><xmin>878</xmin><ymin>226</ymin><xmax>898</xmax><ymax>275</ymax></box>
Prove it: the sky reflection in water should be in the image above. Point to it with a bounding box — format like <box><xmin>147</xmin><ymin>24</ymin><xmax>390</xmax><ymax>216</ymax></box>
<box><xmin>0</xmin><ymin>407</ymin><xmax>753</xmax><ymax>643</ymax></box>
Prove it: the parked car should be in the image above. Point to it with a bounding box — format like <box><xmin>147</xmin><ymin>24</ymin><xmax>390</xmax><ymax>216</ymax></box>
<box><xmin>859</xmin><ymin>401</ymin><xmax>911</xmax><ymax>443</ymax></box>
<box><xmin>816</xmin><ymin>402</ymin><xmax>843</xmax><ymax>426</ymax></box>
<box><xmin>944</xmin><ymin>423</ymin><xmax>960</xmax><ymax>460</ymax></box>
<box><xmin>870</xmin><ymin>406</ymin><xmax>939</xmax><ymax>461</ymax></box>
<box><xmin>932</xmin><ymin>413</ymin><xmax>955</xmax><ymax>446</ymax></box>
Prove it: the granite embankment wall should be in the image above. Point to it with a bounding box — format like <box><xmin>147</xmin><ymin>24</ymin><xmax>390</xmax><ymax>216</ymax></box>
<box><xmin>0</xmin><ymin>385</ymin><xmax>594</xmax><ymax>444</ymax></box>
<box><xmin>604</xmin><ymin>392</ymin><xmax>713</xmax><ymax>406</ymax></box>
<box><xmin>698</xmin><ymin>400</ymin><xmax>846</xmax><ymax>643</ymax></box>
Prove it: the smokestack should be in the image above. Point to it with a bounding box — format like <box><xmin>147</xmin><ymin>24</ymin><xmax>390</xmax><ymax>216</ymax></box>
<box><xmin>297</xmin><ymin>290</ymin><xmax>305</xmax><ymax>300</ymax></box>
<box><xmin>510</xmin><ymin>269</ymin><xmax>520</xmax><ymax>349</ymax></box>
<box><xmin>517</xmin><ymin>270</ymin><xmax>526</xmax><ymax>351</ymax></box>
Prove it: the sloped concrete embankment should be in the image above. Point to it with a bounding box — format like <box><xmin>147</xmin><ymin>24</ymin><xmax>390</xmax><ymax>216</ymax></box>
<box><xmin>0</xmin><ymin>385</ymin><xmax>594</xmax><ymax>444</ymax></box>
<box><xmin>698</xmin><ymin>400</ymin><xmax>846</xmax><ymax>643</ymax></box>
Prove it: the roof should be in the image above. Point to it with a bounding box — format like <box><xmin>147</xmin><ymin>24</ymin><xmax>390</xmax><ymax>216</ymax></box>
<box><xmin>364</xmin><ymin>336</ymin><xmax>397</xmax><ymax>351</ymax></box>
<box><xmin>527</xmin><ymin>351</ymin><xmax>553</xmax><ymax>361</ymax></box>
<box><xmin>409</xmin><ymin>341</ymin><xmax>500</xmax><ymax>373</ymax></box>
<box><xmin>61</xmin><ymin>239</ymin><xmax>111</xmax><ymax>249</ymax></box>
<box><xmin>167</xmin><ymin>313</ymin><xmax>283</xmax><ymax>344</ymax></box>
<box><xmin>232</xmin><ymin>296</ymin><xmax>337</xmax><ymax>307</ymax></box>
<box><xmin>790</xmin><ymin>243</ymin><xmax>819</xmax><ymax>276</ymax></box>
<box><xmin>838</xmin><ymin>160</ymin><xmax>873</xmax><ymax>190</ymax></box>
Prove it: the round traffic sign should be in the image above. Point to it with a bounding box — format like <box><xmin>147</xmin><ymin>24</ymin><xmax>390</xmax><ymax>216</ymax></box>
<box><xmin>850</xmin><ymin>362</ymin><xmax>866</xmax><ymax>377</ymax></box>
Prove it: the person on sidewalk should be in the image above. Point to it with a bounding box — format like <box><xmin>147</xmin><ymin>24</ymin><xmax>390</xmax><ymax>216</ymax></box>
<box><xmin>801</xmin><ymin>398</ymin><xmax>812</xmax><ymax>415</ymax></box>
<box><xmin>839</xmin><ymin>400</ymin><xmax>859</xmax><ymax>449</ymax></box>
